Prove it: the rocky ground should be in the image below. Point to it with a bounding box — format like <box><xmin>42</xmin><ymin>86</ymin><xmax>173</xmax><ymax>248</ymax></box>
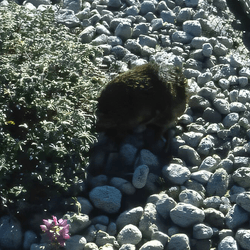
<box><xmin>1</xmin><ymin>0</ymin><xmax>250</xmax><ymax>249</ymax></box>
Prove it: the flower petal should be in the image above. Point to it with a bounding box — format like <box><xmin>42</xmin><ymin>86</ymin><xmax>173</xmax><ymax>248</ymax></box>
<box><xmin>40</xmin><ymin>225</ymin><xmax>47</xmax><ymax>232</ymax></box>
<box><xmin>52</xmin><ymin>216</ymin><xmax>58</xmax><ymax>226</ymax></box>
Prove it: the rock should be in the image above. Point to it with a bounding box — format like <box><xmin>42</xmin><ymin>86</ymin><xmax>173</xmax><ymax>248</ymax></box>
<box><xmin>110</xmin><ymin>177</ymin><xmax>136</xmax><ymax>195</ymax></box>
<box><xmin>203</xmin><ymin>196</ymin><xmax>221</xmax><ymax>209</ymax></box>
<box><xmin>116</xmin><ymin>206</ymin><xmax>144</xmax><ymax>230</ymax></box>
<box><xmin>177</xmin><ymin>7</ymin><xmax>194</xmax><ymax>22</ymax></box>
<box><xmin>25</xmin><ymin>0</ymin><xmax>51</xmax><ymax>7</ymax></box>
<box><xmin>132</xmin><ymin>165</ymin><xmax>149</xmax><ymax>189</ymax></box>
<box><xmin>232</xmin><ymin>167</ymin><xmax>250</xmax><ymax>188</ymax></box>
<box><xmin>0</xmin><ymin>216</ymin><xmax>22</xmax><ymax>250</ymax></box>
<box><xmin>79</xmin><ymin>26</ymin><xmax>96</xmax><ymax>43</ymax></box>
<box><xmin>107</xmin><ymin>0</ymin><xmax>122</xmax><ymax>9</ymax></box>
<box><xmin>119</xmin><ymin>244</ymin><xmax>136</xmax><ymax>250</ymax></box>
<box><xmin>23</xmin><ymin>231</ymin><xmax>38</xmax><ymax>250</ymax></box>
<box><xmin>202</xmin><ymin>43</ymin><xmax>213</xmax><ymax>57</ymax></box>
<box><xmin>124</xmin><ymin>39</ymin><xmax>142</xmax><ymax>55</ymax></box>
<box><xmin>197</xmin><ymin>135</ymin><xmax>215</xmax><ymax>156</ymax></box>
<box><xmin>206</xmin><ymin>168</ymin><xmax>229</xmax><ymax>197</ymax></box>
<box><xmin>199</xmin><ymin>156</ymin><xmax>218</xmax><ymax>172</ymax></box>
<box><xmin>168</xmin><ymin>234</ymin><xmax>190</xmax><ymax>250</ymax></box>
<box><xmin>139</xmin><ymin>240</ymin><xmax>164</xmax><ymax>250</ymax></box>
<box><xmin>225</xmin><ymin>205</ymin><xmax>249</xmax><ymax>229</ymax></box>
<box><xmin>115</xmin><ymin>22</ymin><xmax>132</xmax><ymax>41</ymax></box>
<box><xmin>235</xmin><ymin>229</ymin><xmax>250</xmax><ymax>250</ymax></box>
<box><xmin>213</xmin><ymin>98</ymin><xmax>230</xmax><ymax>115</ymax></box>
<box><xmin>138</xmin><ymin>35</ymin><xmax>157</xmax><ymax>48</ymax></box>
<box><xmin>179</xmin><ymin>189</ymin><xmax>203</xmax><ymax>207</ymax></box>
<box><xmin>170</xmin><ymin>203</ymin><xmax>205</xmax><ymax>227</ymax></box>
<box><xmin>160</xmin><ymin>10</ymin><xmax>176</xmax><ymax>24</ymax></box>
<box><xmin>63</xmin><ymin>0</ymin><xmax>81</xmax><ymax>13</ymax></box>
<box><xmin>95</xmin><ymin>231</ymin><xmax>116</xmax><ymax>247</ymax></box>
<box><xmin>162</xmin><ymin>163</ymin><xmax>191</xmax><ymax>185</ymax></box>
<box><xmin>84</xmin><ymin>242</ymin><xmax>99</xmax><ymax>250</ymax></box>
<box><xmin>197</xmin><ymin>71</ymin><xmax>213</xmax><ymax>85</ymax></box>
<box><xmin>182</xmin><ymin>132</ymin><xmax>203</xmax><ymax>148</ymax></box>
<box><xmin>204</xmin><ymin>208</ymin><xmax>225</xmax><ymax>228</ymax></box>
<box><xmin>91</xmin><ymin>34</ymin><xmax>108</xmax><ymax>46</ymax></box>
<box><xmin>203</xmin><ymin>107</ymin><xmax>222</xmax><ymax>123</ymax></box>
<box><xmin>178</xmin><ymin>145</ymin><xmax>202</xmax><ymax>166</ymax></box>
<box><xmin>236</xmin><ymin>192</ymin><xmax>250</xmax><ymax>213</ymax></box>
<box><xmin>63</xmin><ymin>213</ymin><xmax>91</xmax><ymax>235</ymax></box>
<box><xmin>65</xmin><ymin>235</ymin><xmax>86</xmax><ymax>250</ymax></box>
<box><xmin>151</xmin><ymin>18</ymin><xmax>164</xmax><ymax>31</ymax></box>
<box><xmin>140</xmin><ymin>1</ymin><xmax>156</xmax><ymax>15</ymax></box>
<box><xmin>132</xmin><ymin>23</ymin><xmax>150</xmax><ymax>38</ymax></box>
<box><xmin>218</xmin><ymin>236</ymin><xmax>238</xmax><ymax>250</ymax></box>
<box><xmin>56</xmin><ymin>9</ymin><xmax>81</xmax><ymax>28</ymax></box>
<box><xmin>213</xmin><ymin>43</ymin><xmax>228</xmax><ymax>56</ymax></box>
<box><xmin>77</xmin><ymin>197</ymin><xmax>93</xmax><ymax>215</ymax></box>
<box><xmin>151</xmin><ymin>231</ymin><xmax>170</xmax><ymax>246</ymax></box>
<box><xmin>156</xmin><ymin>196</ymin><xmax>177</xmax><ymax>219</ymax></box>
<box><xmin>117</xmin><ymin>224</ymin><xmax>142</xmax><ymax>245</ymax></box>
<box><xmin>89</xmin><ymin>186</ymin><xmax>122</xmax><ymax>213</ymax></box>
<box><xmin>172</xmin><ymin>31</ymin><xmax>193</xmax><ymax>44</ymax></box>
<box><xmin>223</xmin><ymin>113</ymin><xmax>239</xmax><ymax>128</ymax></box>
<box><xmin>190</xmin><ymin>170</ymin><xmax>212</xmax><ymax>185</ymax></box>
<box><xmin>136</xmin><ymin>149</ymin><xmax>159</xmax><ymax>171</ymax></box>
<box><xmin>111</xmin><ymin>45</ymin><xmax>130</xmax><ymax>60</ymax></box>
<box><xmin>193</xmin><ymin>224</ymin><xmax>213</xmax><ymax>239</ymax></box>
<box><xmin>183</xmin><ymin>20</ymin><xmax>202</xmax><ymax>37</ymax></box>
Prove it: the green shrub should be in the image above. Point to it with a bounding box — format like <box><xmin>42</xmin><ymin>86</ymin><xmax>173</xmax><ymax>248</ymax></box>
<box><xmin>0</xmin><ymin>2</ymin><xmax>105</xmax><ymax>211</ymax></box>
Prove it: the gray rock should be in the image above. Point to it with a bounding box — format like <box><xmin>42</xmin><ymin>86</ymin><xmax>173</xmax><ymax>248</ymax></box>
<box><xmin>139</xmin><ymin>240</ymin><xmax>164</xmax><ymax>250</ymax></box>
<box><xmin>157</xmin><ymin>0</ymin><xmax>170</xmax><ymax>12</ymax></box>
<box><xmin>63</xmin><ymin>0</ymin><xmax>81</xmax><ymax>13</ymax></box>
<box><xmin>206</xmin><ymin>168</ymin><xmax>229</xmax><ymax>197</ymax></box>
<box><xmin>96</xmin><ymin>24</ymin><xmax>111</xmax><ymax>36</ymax></box>
<box><xmin>199</xmin><ymin>156</ymin><xmax>218</xmax><ymax>172</ymax></box>
<box><xmin>168</xmin><ymin>234</ymin><xmax>190</xmax><ymax>250</ymax></box>
<box><xmin>95</xmin><ymin>231</ymin><xmax>116</xmax><ymax>247</ymax></box>
<box><xmin>236</xmin><ymin>192</ymin><xmax>250</xmax><ymax>213</ymax></box>
<box><xmin>162</xmin><ymin>163</ymin><xmax>191</xmax><ymax>185</ymax></box>
<box><xmin>239</xmin><ymin>67</ymin><xmax>250</xmax><ymax>78</ymax></box>
<box><xmin>138</xmin><ymin>35</ymin><xmax>157</xmax><ymax>48</ymax></box>
<box><xmin>151</xmin><ymin>18</ymin><xmax>164</xmax><ymax>31</ymax></box>
<box><xmin>238</xmin><ymin>76</ymin><xmax>248</xmax><ymax>87</ymax></box>
<box><xmin>56</xmin><ymin>9</ymin><xmax>81</xmax><ymax>28</ymax></box>
<box><xmin>111</xmin><ymin>45</ymin><xmax>130</xmax><ymax>60</ymax></box>
<box><xmin>107</xmin><ymin>36</ymin><xmax>123</xmax><ymax>46</ymax></box>
<box><xmin>115</xmin><ymin>22</ymin><xmax>132</xmax><ymax>41</ymax></box>
<box><xmin>110</xmin><ymin>177</ymin><xmax>136</xmax><ymax>195</ymax></box>
<box><xmin>30</xmin><ymin>243</ymin><xmax>50</xmax><ymax>250</ymax></box>
<box><xmin>218</xmin><ymin>236</ymin><xmax>238</xmax><ymax>250</ymax></box>
<box><xmin>116</xmin><ymin>206</ymin><xmax>144</xmax><ymax>230</ymax></box>
<box><xmin>219</xmin><ymin>230</ymin><xmax>234</xmax><ymax>241</ymax></box>
<box><xmin>217</xmin><ymin>158</ymin><xmax>234</xmax><ymax>173</ymax></box>
<box><xmin>213</xmin><ymin>98</ymin><xmax>230</xmax><ymax>115</ymax></box>
<box><xmin>91</xmin><ymin>34</ymin><xmax>108</xmax><ymax>45</ymax></box>
<box><xmin>203</xmin><ymin>196</ymin><xmax>221</xmax><ymax>209</ymax></box>
<box><xmin>84</xmin><ymin>242</ymin><xmax>99</xmax><ymax>250</ymax></box>
<box><xmin>0</xmin><ymin>216</ymin><xmax>22</xmax><ymax>250</ymax></box>
<box><xmin>132</xmin><ymin>165</ymin><xmax>149</xmax><ymax>189</ymax></box>
<box><xmin>170</xmin><ymin>203</ymin><xmax>205</xmax><ymax>227</ymax></box>
<box><xmin>190</xmin><ymin>170</ymin><xmax>212</xmax><ymax>185</ymax></box>
<box><xmin>77</xmin><ymin>197</ymin><xmax>93</xmax><ymax>215</ymax></box>
<box><xmin>232</xmin><ymin>167</ymin><xmax>250</xmax><ymax>188</ymax></box>
<box><xmin>156</xmin><ymin>196</ymin><xmax>177</xmax><ymax>219</ymax></box>
<box><xmin>229</xmin><ymin>90</ymin><xmax>239</xmax><ymax>102</ymax></box>
<box><xmin>182</xmin><ymin>132</ymin><xmax>203</xmax><ymax>148</ymax></box>
<box><xmin>65</xmin><ymin>235</ymin><xmax>86</xmax><ymax>250</ymax></box>
<box><xmin>76</xmin><ymin>7</ymin><xmax>90</xmax><ymax>20</ymax></box>
<box><xmin>191</xmin><ymin>36</ymin><xmax>209</xmax><ymax>49</ymax></box>
<box><xmin>223</xmin><ymin>113</ymin><xmax>239</xmax><ymax>128</ymax></box>
<box><xmin>197</xmin><ymin>71</ymin><xmax>213</xmax><ymax>85</ymax></box>
<box><xmin>160</xmin><ymin>10</ymin><xmax>176</xmax><ymax>23</ymax></box>
<box><xmin>89</xmin><ymin>186</ymin><xmax>122</xmax><ymax>213</ymax></box>
<box><xmin>117</xmin><ymin>224</ymin><xmax>142</xmax><ymax>245</ymax></box>
<box><xmin>23</xmin><ymin>231</ymin><xmax>38</xmax><ymax>250</ymax></box>
<box><xmin>107</xmin><ymin>0</ymin><xmax>122</xmax><ymax>9</ymax></box>
<box><xmin>25</xmin><ymin>0</ymin><xmax>50</xmax><ymax>7</ymax></box>
<box><xmin>140</xmin><ymin>1</ymin><xmax>156</xmax><ymax>15</ymax></box>
<box><xmin>119</xmin><ymin>143</ymin><xmax>138</xmax><ymax>167</ymax></box>
<box><xmin>132</xmin><ymin>23</ymin><xmax>150</xmax><ymax>38</ymax></box>
<box><xmin>179</xmin><ymin>189</ymin><xmax>203</xmax><ymax>207</ymax></box>
<box><xmin>193</xmin><ymin>223</ymin><xmax>213</xmax><ymax>239</ymax></box>
<box><xmin>125</xmin><ymin>6</ymin><xmax>139</xmax><ymax>16</ymax></box>
<box><xmin>229</xmin><ymin>185</ymin><xmax>246</xmax><ymax>203</ymax></box>
<box><xmin>202</xmin><ymin>43</ymin><xmax>213</xmax><ymax>57</ymax></box>
<box><xmin>238</xmin><ymin>89</ymin><xmax>250</xmax><ymax>104</ymax></box>
<box><xmin>119</xmin><ymin>244</ymin><xmax>136</xmax><ymax>250</ymax></box>
<box><xmin>225</xmin><ymin>205</ymin><xmax>249</xmax><ymax>229</ymax></box>
<box><xmin>206</xmin><ymin>123</ymin><xmax>221</xmax><ymax>133</ymax></box>
<box><xmin>139</xmin><ymin>203</ymin><xmax>159</xmax><ymax>238</ymax></box>
<box><xmin>203</xmin><ymin>107</ymin><xmax>222</xmax><ymax>123</ymax></box>
<box><xmin>79</xmin><ymin>26</ymin><xmax>96</xmax><ymax>43</ymax></box>
<box><xmin>110</xmin><ymin>18</ymin><xmax>132</xmax><ymax>31</ymax></box>
<box><xmin>177</xmin><ymin>7</ymin><xmax>193</xmax><ymax>22</ymax></box>
<box><xmin>124</xmin><ymin>39</ymin><xmax>142</xmax><ymax>55</ymax></box>
<box><xmin>136</xmin><ymin>149</ymin><xmax>159</xmax><ymax>171</ymax></box>
<box><xmin>152</xmin><ymin>231</ymin><xmax>170</xmax><ymax>246</ymax></box>
<box><xmin>178</xmin><ymin>145</ymin><xmax>202</xmax><ymax>166</ymax></box>
<box><xmin>197</xmin><ymin>135</ymin><xmax>215</xmax><ymax>156</ymax></box>
<box><xmin>63</xmin><ymin>213</ymin><xmax>91</xmax><ymax>235</ymax></box>
<box><xmin>172</xmin><ymin>31</ymin><xmax>193</xmax><ymax>44</ymax></box>
<box><xmin>218</xmin><ymin>78</ymin><xmax>230</xmax><ymax>90</ymax></box>
<box><xmin>229</xmin><ymin>102</ymin><xmax>246</xmax><ymax>112</ymax></box>
<box><xmin>214</xmin><ymin>43</ymin><xmax>228</xmax><ymax>56</ymax></box>
<box><xmin>185</xmin><ymin>0</ymin><xmax>199</xmax><ymax>7</ymax></box>
<box><xmin>235</xmin><ymin>229</ymin><xmax>250</xmax><ymax>250</ymax></box>
<box><xmin>189</xmin><ymin>95</ymin><xmax>211</xmax><ymax>111</ymax></box>
<box><xmin>183</xmin><ymin>20</ymin><xmax>202</xmax><ymax>37</ymax></box>
<box><xmin>204</xmin><ymin>208</ymin><xmax>225</xmax><ymax>228</ymax></box>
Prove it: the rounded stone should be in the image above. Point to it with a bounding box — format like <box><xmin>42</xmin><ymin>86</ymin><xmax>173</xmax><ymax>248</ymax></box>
<box><xmin>117</xmin><ymin>224</ymin><xmax>142</xmax><ymax>245</ymax></box>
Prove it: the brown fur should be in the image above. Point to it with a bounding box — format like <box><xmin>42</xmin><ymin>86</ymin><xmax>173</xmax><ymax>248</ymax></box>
<box><xmin>96</xmin><ymin>62</ymin><xmax>188</xmax><ymax>141</ymax></box>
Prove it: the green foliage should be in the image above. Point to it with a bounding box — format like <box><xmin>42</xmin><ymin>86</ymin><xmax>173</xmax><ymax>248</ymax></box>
<box><xmin>0</xmin><ymin>2</ymin><xmax>105</xmax><ymax>209</ymax></box>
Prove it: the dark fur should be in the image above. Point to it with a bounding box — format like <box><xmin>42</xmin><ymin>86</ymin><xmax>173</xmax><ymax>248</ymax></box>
<box><xmin>95</xmin><ymin>62</ymin><xmax>188</xmax><ymax>141</ymax></box>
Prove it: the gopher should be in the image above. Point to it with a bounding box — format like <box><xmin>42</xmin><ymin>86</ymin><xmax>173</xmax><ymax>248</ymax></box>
<box><xmin>95</xmin><ymin>62</ymin><xmax>188</xmax><ymax>141</ymax></box>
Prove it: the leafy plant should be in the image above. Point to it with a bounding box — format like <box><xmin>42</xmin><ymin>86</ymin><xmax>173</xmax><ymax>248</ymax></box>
<box><xmin>0</xmin><ymin>2</ymin><xmax>105</xmax><ymax>214</ymax></box>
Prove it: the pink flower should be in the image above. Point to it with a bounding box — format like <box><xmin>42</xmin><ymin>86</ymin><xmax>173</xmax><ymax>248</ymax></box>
<box><xmin>40</xmin><ymin>216</ymin><xmax>70</xmax><ymax>247</ymax></box>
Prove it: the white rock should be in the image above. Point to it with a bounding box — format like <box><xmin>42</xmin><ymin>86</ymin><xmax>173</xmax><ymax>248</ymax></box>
<box><xmin>117</xmin><ymin>224</ymin><xmax>142</xmax><ymax>245</ymax></box>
